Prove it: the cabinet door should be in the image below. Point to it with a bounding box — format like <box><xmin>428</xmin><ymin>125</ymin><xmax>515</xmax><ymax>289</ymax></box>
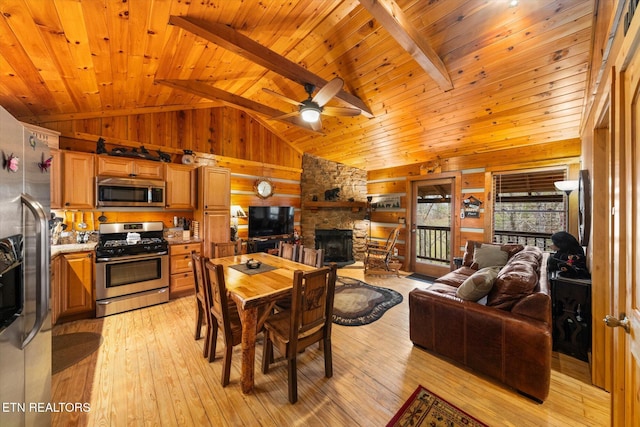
<box><xmin>165</xmin><ymin>164</ymin><xmax>196</xmax><ymax>209</ymax></box>
<box><xmin>203</xmin><ymin>211</ymin><xmax>230</xmax><ymax>258</ymax></box>
<box><xmin>60</xmin><ymin>252</ymin><xmax>94</xmax><ymax>317</ymax></box>
<box><xmin>201</xmin><ymin>167</ymin><xmax>230</xmax><ymax>210</ymax></box>
<box><xmin>133</xmin><ymin>160</ymin><xmax>164</xmax><ymax>179</ymax></box>
<box><xmin>96</xmin><ymin>156</ymin><xmax>134</xmax><ymax>177</ymax></box>
<box><xmin>50</xmin><ymin>148</ymin><xmax>62</xmax><ymax>209</ymax></box>
<box><xmin>97</xmin><ymin>156</ymin><xmax>164</xmax><ymax>179</ymax></box>
<box><xmin>63</xmin><ymin>152</ymin><xmax>95</xmax><ymax>208</ymax></box>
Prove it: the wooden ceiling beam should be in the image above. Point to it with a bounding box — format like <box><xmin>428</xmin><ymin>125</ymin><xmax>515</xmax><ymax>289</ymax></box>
<box><xmin>358</xmin><ymin>0</ymin><xmax>453</xmax><ymax>91</ymax></box>
<box><xmin>155</xmin><ymin>79</ymin><xmax>321</xmax><ymax>134</ymax></box>
<box><xmin>168</xmin><ymin>15</ymin><xmax>374</xmax><ymax>118</ymax></box>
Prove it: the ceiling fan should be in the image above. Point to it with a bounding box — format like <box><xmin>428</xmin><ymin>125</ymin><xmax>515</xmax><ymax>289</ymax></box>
<box><xmin>262</xmin><ymin>77</ymin><xmax>361</xmax><ymax>131</ymax></box>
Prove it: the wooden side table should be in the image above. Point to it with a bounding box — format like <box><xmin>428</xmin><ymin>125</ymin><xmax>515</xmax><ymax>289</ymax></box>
<box><xmin>550</xmin><ymin>272</ymin><xmax>592</xmax><ymax>362</ymax></box>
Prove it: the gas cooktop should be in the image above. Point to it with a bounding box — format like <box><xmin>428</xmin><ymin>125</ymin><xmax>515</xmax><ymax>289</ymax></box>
<box><xmin>96</xmin><ymin>222</ymin><xmax>168</xmax><ymax>259</ymax></box>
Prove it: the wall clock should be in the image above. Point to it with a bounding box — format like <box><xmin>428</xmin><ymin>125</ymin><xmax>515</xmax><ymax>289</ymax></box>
<box><xmin>254</xmin><ymin>178</ymin><xmax>274</xmax><ymax>199</ymax></box>
<box><xmin>578</xmin><ymin>169</ymin><xmax>591</xmax><ymax>246</ymax></box>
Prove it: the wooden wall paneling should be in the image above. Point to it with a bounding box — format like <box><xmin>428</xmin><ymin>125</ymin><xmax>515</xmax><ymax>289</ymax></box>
<box><xmin>460</xmin><ymin>230</ymin><xmax>485</xmax><ymax>247</ymax></box>
<box><xmin>367</xmin><ymin>179</ymin><xmax>407</xmax><ymax>195</ymax></box>
<box><xmin>461</xmin><ymin>172</ymin><xmax>485</xmax><ymax>189</ymax></box>
<box><xmin>174</xmin><ymin>110</ymin><xmax>192</xmax><ymax>150</ymax></box>
<box><xmin>370</xmin><ymin>211</ymin><xmax>404</xmax><ymax>224</ymax></box>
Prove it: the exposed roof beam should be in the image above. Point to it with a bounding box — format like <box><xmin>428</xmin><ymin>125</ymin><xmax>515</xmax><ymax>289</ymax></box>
<box><xmin>358</xmin><ymin>0</ymin><xmax>453</xmax><ymax>91</ymax></box>
<box><xmin>168</xmin><ymin>15</ymin><xmax>374</xmax><ymax>118</ymax></box>
<box><xmin>155</xmin><ymin>79</ymin><xmax>321</xmax><ymax>134</ymax></box>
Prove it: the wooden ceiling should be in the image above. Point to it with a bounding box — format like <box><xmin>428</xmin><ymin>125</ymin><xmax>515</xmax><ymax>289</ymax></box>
<box><xmin>0</xmin><ymin>0</ymin><xmax>593</xmax><ymax>171</ymax></box>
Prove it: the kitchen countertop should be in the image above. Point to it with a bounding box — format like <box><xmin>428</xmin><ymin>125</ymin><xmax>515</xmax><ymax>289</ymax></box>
<box><xmin>51</xmin><ymin>242</ymin><xmax>97</xmax><ymax>257</ymax></box>
<box><xmin>166</xmin><ymin>238</ymin><xmax>202</xmax><ymax>245</ymax></box>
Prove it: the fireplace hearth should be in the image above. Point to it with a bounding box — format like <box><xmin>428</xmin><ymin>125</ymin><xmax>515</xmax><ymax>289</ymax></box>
<box><xmin>315</xmin><ymin>229</ymin><xmax>353</xmax><ymax>265</ymax></box>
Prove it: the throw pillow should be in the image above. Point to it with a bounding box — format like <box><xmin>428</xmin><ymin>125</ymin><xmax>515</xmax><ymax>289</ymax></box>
<box><xmin>472</xmin><ymin>244</ymin><xmax>508</xmax><ymax>269</ymax></box>
<box><xmin>456</xmin><ymin>266</ymin><xmax>500</xmax><ymax>301</ymax></box>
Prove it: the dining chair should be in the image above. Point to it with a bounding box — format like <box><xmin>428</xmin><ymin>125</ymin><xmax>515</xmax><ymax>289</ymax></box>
<box><xmin>277</xmin><ymin>241</ymin><xmax>298</xmax><ymax>261</ymax></box>
<box><xmin>191</xmin><ymin>251</ymin><xmax>210</xmax><ymax>358</ymax></box>
<box><xmin>213</xmin><ymin>241</ymin><xmax>237</xmax><ymax>258</ymax></box>
<box><xmin>298</xmin><ymin>247</ymin><xmax>324</xmax><ymax>267</ymax></box>
<box><xmin>261</xmin><ymin>263</ymin><xmax>338</xmax><ymax>403</ymax></box>
<box><xmin>203</xmin><ymin>260</ymin><xmax>243</xmax><ymax>386</ymax></box>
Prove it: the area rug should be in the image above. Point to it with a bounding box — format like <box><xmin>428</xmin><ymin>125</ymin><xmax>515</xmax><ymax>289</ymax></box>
<box><xmin>332</xmin><ymin>277</ymin><xmax>403</xmax><ymax>326</ymax></box>
<box><xmin>387</xmin><ymin>385</ymin><xmax>487</xmax><ymax>427</ymax></box>
<box><xmin>52</xmin><ymin>332</ymin><xmax>103</xmax><ymax>375</ymax></box>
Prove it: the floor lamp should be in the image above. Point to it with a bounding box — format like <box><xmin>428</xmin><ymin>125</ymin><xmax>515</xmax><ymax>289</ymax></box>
<box><xmin>554</xmin><ymin>180</ymin><xmax>579</xmax><ymax>230</ymax></box>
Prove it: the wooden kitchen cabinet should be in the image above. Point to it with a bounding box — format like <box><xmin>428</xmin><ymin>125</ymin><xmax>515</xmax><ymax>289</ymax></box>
<box><xmin>169</xmin><ymin>242</ymin><xmax>200</xmax><ymax>298</ymax></box>
<box><xmin>202</xmin><ymin>211</ymin><xmax>231</xmax><ymax>258</ymax></box>
<box><xmin>96</xmin><ymin>155</ymin><xmax>164</xmax><ymax>179</ymax></box>
<box><xmin>194</xmin><ymin>166</ymin><xmax>231</xmax><ymax>258</ymax></box>
<box><xmin>165</xmin><ymin>163</ymin><xmax>196</xmax><ymax>209</ymax></box>
<box><xmin>199</xmin><ymin>166</ymin><xmax>230</xmax><ymax>210</ymax></box>
<box><xmin>52</xmin><ymin>251</ymin><xmax>95</xmax><ymax>324</ymax></box>
<box><xmin>62</xmin><ymin>151</ymin><xmax>95</xmax><ymax>209</ymax></box>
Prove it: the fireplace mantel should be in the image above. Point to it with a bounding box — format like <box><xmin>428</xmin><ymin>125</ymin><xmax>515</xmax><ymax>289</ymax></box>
<box><xmin>305</xmin><ymin>201</ymin><xmax>366</xmax><ymax>213</ymax></box>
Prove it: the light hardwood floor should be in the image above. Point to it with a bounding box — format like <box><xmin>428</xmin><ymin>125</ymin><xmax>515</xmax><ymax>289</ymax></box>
<box><xmin>51</xmin><ymin>269</ymin><xmax>610</xmax><ymax>426</ymax></box>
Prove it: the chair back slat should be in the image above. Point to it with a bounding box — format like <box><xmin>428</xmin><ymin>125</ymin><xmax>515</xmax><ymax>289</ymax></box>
<box><xmin>299</xmin><ymin>247</ymin><xmax>324</xmax><ymax>267</ymax></box>
<box><xmin>192</xmin><ymin>251</ymin><xmax>205</xmax><ymax>300</ymax></box>
<box><xmin>290</xmin><ymin>266</ymin><xmax>337</xmax><ymax>342</ymax></box>
<box><xmin>204</xmin><ymin>261</ymin><xmax>231</xmax><ymax>333</ymax></box>
<box><xmin>213</xmin><ymin>242</ymin><xmax>236</xmax><ymax>258</ymax></box>
<box><xmin>278</xmin><ymin>242</ymin><xmax>297</xmax><ymax>260</ymax></box>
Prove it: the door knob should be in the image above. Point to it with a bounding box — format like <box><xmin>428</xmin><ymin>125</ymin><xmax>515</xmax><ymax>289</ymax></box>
<box><xmin>603</xmin><ymin>314</ymin><xmax>631</xmax><ymax>333</ymax></box>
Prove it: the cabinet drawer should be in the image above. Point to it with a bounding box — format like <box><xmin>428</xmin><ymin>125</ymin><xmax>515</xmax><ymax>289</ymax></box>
<box><xmin>170</xmin><ymin>243</ymin><xmax>201</xmax><ymax>256</ymax></box>
<box><xmin>171</xmin><ymin>254</ymin><xmax>194</xmax><ymax>273</ymax></box>
<box><xmin>170</xmin><ymin>272</ymin><xmax>195</xmax><ymax>294</ymax></box>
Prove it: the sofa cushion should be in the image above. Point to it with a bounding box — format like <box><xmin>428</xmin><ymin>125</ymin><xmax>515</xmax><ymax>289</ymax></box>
<box><xmin>456</xmin><ymin>266</ymin><xmax>500</xmax><ymax>301</ymax></box>
<box><xmin>434</xmin><ymin>267</ymin><xmax>476</xmax><ymax>287</ymax></box>
<box><xmin>462</xmin><ymin>241</ymin><xmax>524</xmax><ymax>268</ymax></box>
<box><xmin>472</xmin><ymin>245</ymin><xmax>509</xmax><ymax>269</ymax></box>
<box><xmin>487</xmin><ymin>260</ymin><xmax>539</xmax><ymax>310</ymax></box>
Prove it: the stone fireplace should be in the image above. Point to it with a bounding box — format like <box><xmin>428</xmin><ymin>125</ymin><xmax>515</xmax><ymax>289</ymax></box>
<box><xmin>300</xmin><ymin>154</ymin><xmax>368</xmax><ymax>263</ymax></box>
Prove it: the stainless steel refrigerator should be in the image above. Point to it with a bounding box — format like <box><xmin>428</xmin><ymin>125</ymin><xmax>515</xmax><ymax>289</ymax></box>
<box><xmin>0</xmin><ymin>106</ymin><xmax>51</xmax><ymax>426</ymax></box>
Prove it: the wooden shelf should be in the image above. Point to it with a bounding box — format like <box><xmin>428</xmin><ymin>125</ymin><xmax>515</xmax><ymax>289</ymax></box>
<box><xmin>304</xmin><ymin>201</ymin><xmax>367</xmax><ymax>213</ymax></box>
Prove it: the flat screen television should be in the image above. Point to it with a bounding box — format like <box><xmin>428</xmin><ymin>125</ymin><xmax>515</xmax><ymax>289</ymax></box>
<box><xmin>248</xmin><ymin>206</ymin><xmax>295</xmax><ymax>237</ymax></box>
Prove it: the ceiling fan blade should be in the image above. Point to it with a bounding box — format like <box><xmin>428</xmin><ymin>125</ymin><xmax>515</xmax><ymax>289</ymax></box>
<box><xmin>262</xmin><ymin>88</ymin><xmax>302</xmax><ymax>106</ymax></box>
<box><xmin>309</xmin><ymin>116</ymin><xmax>323</xmax><ymax>131</ymax></box>
<box><xmin>271</xmin><ymin>111</ymin><xmax>300</xmax><ymax>120</ymax></box>
<box><xmin>322</xmin><ymin>106</ymin><xmax>361</xmax><ymax>117</ymax></box>
<box><xmin>312</xmin><ymin>77</ymin><xmax>344</xmax><ymax>107</ymax></box>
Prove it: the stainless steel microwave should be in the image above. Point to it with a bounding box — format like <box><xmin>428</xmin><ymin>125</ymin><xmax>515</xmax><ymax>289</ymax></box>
<box><xmin>96</xmin><ymin>176</ymin><xmax>165</xmax><ymax>207</ymax></box>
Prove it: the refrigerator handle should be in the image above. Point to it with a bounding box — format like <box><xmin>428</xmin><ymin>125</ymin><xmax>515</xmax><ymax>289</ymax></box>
<box><xmin>20</xmin><ymin>193</ymin><xmax>50</xmax><ymax>349</ymax></box>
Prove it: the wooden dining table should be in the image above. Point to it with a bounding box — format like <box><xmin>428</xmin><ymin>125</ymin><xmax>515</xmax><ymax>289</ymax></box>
<box><xmin>207</xmin><ymin>252</ymin><xmax>317</xmax><ymax>394</ymax></box>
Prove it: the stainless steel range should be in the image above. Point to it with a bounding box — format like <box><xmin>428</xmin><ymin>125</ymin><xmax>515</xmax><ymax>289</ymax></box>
<box><xmin>95</xmin><ymin>222</ymin><xmax>169</xmax><ymax>317</ymax></box>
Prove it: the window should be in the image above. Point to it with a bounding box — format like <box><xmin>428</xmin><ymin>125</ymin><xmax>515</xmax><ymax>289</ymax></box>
<box><xmin>492</xmin><ymin>168</ymin><xmax>567</xmax><ymax>250</ymax></box>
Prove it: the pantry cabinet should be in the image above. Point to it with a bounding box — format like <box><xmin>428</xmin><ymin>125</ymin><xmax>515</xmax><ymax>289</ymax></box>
<box><xmin>194</xmin><ymin>166</ymin><xmax>231</xmax><ymax>258</ymax></box>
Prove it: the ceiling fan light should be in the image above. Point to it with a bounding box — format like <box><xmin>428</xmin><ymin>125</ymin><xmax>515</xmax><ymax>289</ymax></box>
<box><xmin>300</xmin><ymin>106</ymin><xmax>321</xmax><ymax>123</ymax></box>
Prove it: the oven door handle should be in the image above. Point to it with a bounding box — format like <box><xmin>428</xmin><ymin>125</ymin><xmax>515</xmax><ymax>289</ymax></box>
<box><xmin>96</xmin><ymin>251</ymin><xmax>168</xmax><ymax>263</ymax></box>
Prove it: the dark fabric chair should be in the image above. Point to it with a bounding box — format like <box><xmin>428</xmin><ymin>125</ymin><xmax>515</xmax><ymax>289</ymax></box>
<box><xmin>261</xmin><ymin>263</ymin><xmax>338</xmax><ymax>403</ymax></box>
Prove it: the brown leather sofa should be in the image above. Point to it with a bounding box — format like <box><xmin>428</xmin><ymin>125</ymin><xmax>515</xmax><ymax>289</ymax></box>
<box><xmin>409</xmin><ymin>241</ymin><xmax>552</xmax><ymax>402</ymax></box>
